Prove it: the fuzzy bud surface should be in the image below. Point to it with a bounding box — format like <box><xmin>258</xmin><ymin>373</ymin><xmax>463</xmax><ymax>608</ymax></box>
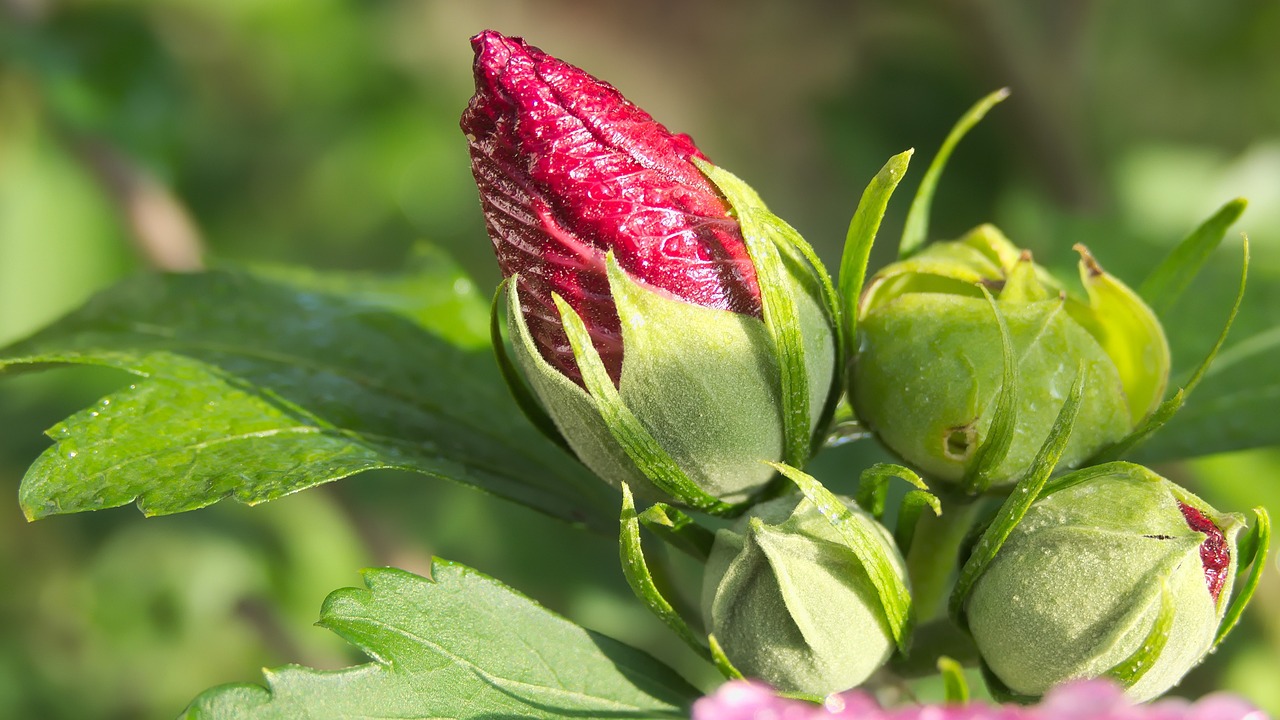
<box><xmin>965</xmin><ymin>464</ymin><xmax>1244</xmax><ymax>701</ymax></box>
<box><xmin>701</xmin><ymin>494</ymin><xmax>906</xmax><ymax>694</ymax></box>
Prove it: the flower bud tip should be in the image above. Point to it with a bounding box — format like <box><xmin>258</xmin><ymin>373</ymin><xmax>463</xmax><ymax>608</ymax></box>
<box><xmin>1073</xmin><ymin>243</ymin><xmax>1104</xmax><ymax>277</ymax></box>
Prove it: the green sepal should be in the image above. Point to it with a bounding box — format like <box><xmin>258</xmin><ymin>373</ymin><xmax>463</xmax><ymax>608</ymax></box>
<box><xmin>1070</xmin><ymin>245</ymin><xmax>1171</xmax><ymax>424</ymax></box>
<box><xmin>1140</xmin><ymin>198</ymin><xmax>1247</xmax><ymax>317</ymax></box>
<box><xmin>774</xmin><ymin>690</ymin><xmax>826</xmax><ymax>705</ymax></box>
<box><xmin>856</xmin><ymin>463</ymin><xmax>930</xmax><ymax>521</ymax></box>
<box><xmin>979</xmin><ymin>661</ymin><xmax>1039</xmax><ymax>704</ymax></box>
<box><xmin>694</xmin><ymin>158</ymin><xmax>819</xmax><ymax>465</ymax></box>
<box><xmin>1100</xmin><ymin>238</ymin><xmax>1249</xmax><ymax>462</ymax></box>
<box><xmin>638</xmin><ymin>503</ymin><xmax>716</xmax><ymax>563</ymax></box>
<box><xmin>1037</xmin><ymin>460</ymin><xmax>1147</xmax><ymax>501</ymax></box>
<box><xmin>604</xmin><ymin>250</ymin><xmax>826</xmax><ymax>503</ymax></box>
<box><xmin>900</xmin><ymin>88</ymin><xmax>1010</xmax><ymax>258</ymax></box>
<box><xmin>950</xmin><ymin>366</ymin><xmax>1086</xmax><ymax>627</ymax></box>
<box><xmin>619</xmin><ymin>483</ymin><xmax>712</xmax><ymax>661</ymax></box>
<box><xmin>840</xmin><ymin>149</ymin><xmax>913</xmax><ymax>351</ymax></box>
<box><xmin>897</xmin><ymin>490</ymin><xmax>944</xmax><ymax>557</ymax></box>
<box><xmin>854</xmin><ymin>463</ymin><xmax>940</xmax><ymax>554</ymax></box>
<box><xmin>962</xmin><ymin>287</ymin><xmax>1020</xmax><ymax>494</ymax></box>
<box><xmin>769</xmin><ymin>222</ymin><xmax>845</xmax><ymax>446</ymax></box>
<box><xmin>768</xmin><ymin>461</ymin><xmax>913</xmax><ymax>653</ymax></box>
<box><xmin>553</xmin><ymin>293</ymin><xmax>737</xmax><ymax>515</ymax></box>
<box><xmin>489</xmin><ymin>278</ymin><xmax>572</xmax><ymax>454</ymax></box>
<box><xmin>1214</xmin><ymin>507</ymin><xmax>1270</xmax><ymax>649</ymax></box>
<box><xmin>861</xmin><ymin>238</ymin><xmax>999</xmax><ymax>313</ymax></box>
<box><xmin>999</xmin><ymin>252</ymin><xmax>1051</xmax><ymax>303</ymax></box>
<box><xmin>938</xmin><ymin>656</ymin><xmax>971</xmax><ymax>704</ymax></box>
<box><xmin>708</xmin><ymin>635</ymin><xmax>745</xmax><ymax>681</ymax></box>
<box><xmin>1105</xmin><ymin>581</ymin><xmax>1175</xmax><ymax>688</ymax></box>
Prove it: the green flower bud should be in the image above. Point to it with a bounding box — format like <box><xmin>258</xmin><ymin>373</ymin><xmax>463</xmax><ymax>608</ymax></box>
<box><xmin>964</xmin><ymin>464</ymin><xmax>1244</xmax><ymax>701</ymax></box>
<box><xmin>851</xmin><ymin>225</ymin><xmax>1169</xmax><ymax>488</ymax></box>
<box><xmin>701</xmin><ymin>493</ymin><xmax>907</xmax><ymax>694</ymax></box>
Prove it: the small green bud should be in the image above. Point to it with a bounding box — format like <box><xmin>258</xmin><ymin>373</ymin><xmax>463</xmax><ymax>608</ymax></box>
<box><xmin>965</xmin><ymin>464</ymin><xmax>1244</xmax><ymax>701</ymax></box>
<box><xmin>851</xmin><ymin>226</ymin><xmax>1169</xmax><ymax>488</ymax></box>
<box><xmin>701</xmin><ymin>493</ymin><xmax>907</xmax><ymax>694</ymax></box>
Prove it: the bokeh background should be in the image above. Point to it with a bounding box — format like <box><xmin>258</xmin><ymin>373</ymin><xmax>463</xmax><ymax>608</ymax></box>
<box><xmin>2</xmin><ymin>1</ymin><xmax>1279</xmax><ymax>717</ymax></box>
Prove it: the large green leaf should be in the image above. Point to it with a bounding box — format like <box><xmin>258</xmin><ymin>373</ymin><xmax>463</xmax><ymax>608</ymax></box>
<box><xmin>183</xmin><ymin>560</ymin><xmax>698</xmax><ymax>719</ymax></box>
<box><xmin>1129</xmin><ymin>242</ymin><xmax>1280</xmax><ymax>465</ymax></box>
<box><xmin>0</xmin><ymin>254</ymin><xmax>617</xmax><ymax>531</ymax></box>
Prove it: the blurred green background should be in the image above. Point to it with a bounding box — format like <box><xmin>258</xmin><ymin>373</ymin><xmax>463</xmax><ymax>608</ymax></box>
<box><xmin>2</xmin><ymin>1</ymin><xmax>1278</xmax><ymax>717</ymax></box>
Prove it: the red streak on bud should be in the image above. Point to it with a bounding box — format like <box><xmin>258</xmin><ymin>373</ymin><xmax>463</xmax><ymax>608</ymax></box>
<box><xmin>1178</xmin><ymin>502</ymin><xmax>1230</xmax><ymax>602</ymax></box>
<box><xmin>461</xmin><ymin>30</ymin><xmax>761</xmax><ymax>386</ymax></box>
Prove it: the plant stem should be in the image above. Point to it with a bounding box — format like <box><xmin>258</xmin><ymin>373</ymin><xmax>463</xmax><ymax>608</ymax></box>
<box><xmin>904</xmin><ymin>492</ymin><xmax>982</xmax><ymax>622</ymax></box>
<box><xmin>893</xmin><ymin>618</ymin><xmax>979</xmax><ymax>678</ymax></box>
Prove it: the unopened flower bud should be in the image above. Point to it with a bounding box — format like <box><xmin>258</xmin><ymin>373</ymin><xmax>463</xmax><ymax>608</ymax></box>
<box><xmin>701</xmin><ymin>494</ymin><xmax>907</xmax><ymax>695</ymax></box>
<box><xmin>964</xmin><ymin>464</ymin><xmax>1244</xmax><ymax>701</ymax></box>
<box><xmin>850</xmin><ymin>226</ymin><xmax>1169</xmax><ymax>488</ymax></box>
<box><xmin>462</xmin><ymin>31</ymin><xmax>835</xmax><ymax>503</ymax></box>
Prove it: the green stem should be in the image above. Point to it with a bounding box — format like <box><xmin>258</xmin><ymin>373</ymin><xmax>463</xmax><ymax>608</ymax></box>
<box><xmin>893</xmin><ymin>619</ymin><xmax>979</xmax><ymax>678</ymax></box>
<box><xmin>904</xmin><ymin>492</ymin><xmax>982</xmax><ymax>622</ymax></box>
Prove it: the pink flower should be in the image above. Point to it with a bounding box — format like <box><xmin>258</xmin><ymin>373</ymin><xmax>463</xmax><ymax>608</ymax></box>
<box><xmin>691</xmin><ymin>680</ymin><xmax>1268</xmax><ymax>720</ymax></box>
<box><xmin>461</xmin><ymin>30</ymin><xmax>760</xmax><ymax>386</ymax></box>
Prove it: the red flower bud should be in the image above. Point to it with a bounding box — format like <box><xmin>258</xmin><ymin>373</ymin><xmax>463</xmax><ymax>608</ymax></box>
<box><xmin>1178</xmin><ymin>501</ymin><xmax>1231</xmax><ymax>602</ymax></box>
<box><xmin>461</xmin><ymin>30</ymin><xmax>761</xmax><ymax>386</ymax></box>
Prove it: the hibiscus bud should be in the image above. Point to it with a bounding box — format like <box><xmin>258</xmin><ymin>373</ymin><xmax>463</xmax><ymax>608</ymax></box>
<box><xmin>850</xmin><ymin>226</ymin><xmax>1169</xmax><ymax>489</ymax></box>
<box><xmin>700</xmin><ymin>494</ymin><xmax>907</xmax><ymax>695</ymax></box>
<box><xmin>462</xmin><ymin>31</ymin><xmax>835</xmax><ymax>503</ymax></box>
<box><xmin>964</xmin><ymin>463</ymin><xmax>1245</xmax><ymax>701</ymax></box>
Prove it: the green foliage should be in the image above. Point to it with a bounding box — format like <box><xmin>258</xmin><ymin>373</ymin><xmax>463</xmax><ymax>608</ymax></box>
<box><xmin>184</xmin><ymin>560</ymin><xmax>698</xmax><ymax>719</ymax></box>
<box><xmin>3</xmin><ymin>1</ymin><xmax>1280</xmax><ymax>716</ymax></box>
<box><xmin>0</xmin><ymin>257</ymin><xmax>617</xmax><ymax>531</ymax></box>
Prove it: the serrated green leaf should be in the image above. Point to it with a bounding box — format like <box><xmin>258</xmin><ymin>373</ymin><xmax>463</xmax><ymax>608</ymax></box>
<box><xmin>183</xmin><ymin>561</ymin><xmax>698</xmax><ymax>719</ymax></box>
<box><xmin>1</xmin><ymin>265</ymin><xmax>617</xmax><ymax>531</ymax></box>
<box><xmin>246</xmin><ymin>246</ymin><xmax>491</xmax><ymax>350</ymax></box>
<box><xmin>900</xmin><ymin>89</ymin><xmax>1010</xmax><ymax>258</ymax></box>
<box><xmin>840</xmin><ymin>150</ymin><xmax>913</xmax><ymax>348</ymax></box>
<box><xmin>1139</xmin><ymin>198</ymin><xmax>1247</xmax><ymax>317</ymax></box>
<box><xmin>951</xmin><ymin>367</ymin><xmax>1085</xmax><ymax>626</ymax></box>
